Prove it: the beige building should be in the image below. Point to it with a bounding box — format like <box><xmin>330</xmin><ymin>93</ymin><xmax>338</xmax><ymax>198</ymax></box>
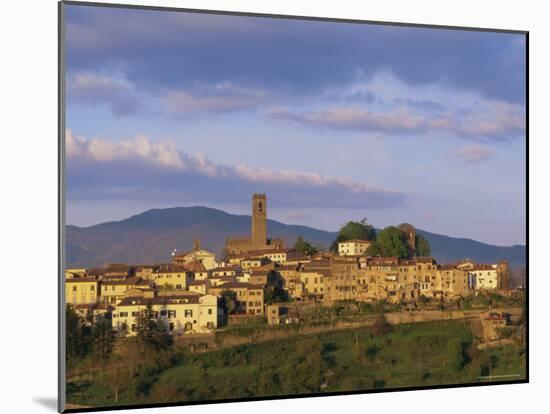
<box><xmin>480</xmin><ymin>311</ymin><xmax>508</xmax><ymax>341</ymax></box>
<box><xmin>207</xmin><ymin>282</ymin><xmax>264</xmax><ymax>315</ymax></box>
<box><xmin>300</xmin><ymin>260</ymin><xmax>331</xmax><ymax>298</ymax></box>
<box><xmin>65</xmin><ymin>268</ymin><xmax>87</xmax><ymax>279</ymax></box>
<box><xmin>338</xmin><ymin>240</ymin><xmax>371</xmax><ymax>256</ymax></box>
<box><xmin>173</xmin><ymin>239</ymin><xmax>218</xmax><ymax>270</ymax></box>
<box><xmin>66</xmin><ymin>277</ymin><xmax>99</xmax><ymax>305</ymax></box>
<box><xmin>100</xmin><ymin>277</ymin><xmax>152</xmax><ymax>305</ymax></box>
<box><xmin>112</xmin><ymin>294</ymin><xmax>218</xmax><ymax>335</ymax></box>
<box><xmin>241</xmin><ymin>256</ymin><xmax>272</xmax><ymax>270</ymax></box>
<box><xmin>148</xmin><ymin>265</ymin><xmax>193</xmax><ymax>290</ymax></box>
<box><xmin>468</xmin><ymin>265</ymin><xmax>498</xmax><ymax>290</ymax></box>
<box><xmin>437</xmin><ymin>265</ymin><xmax>470</xmax><ymax>297</ymax></box>
<box><xmin>323</xmin><ymin>256</ymin><xmax>360</xmax><ymax>303</ymax></box>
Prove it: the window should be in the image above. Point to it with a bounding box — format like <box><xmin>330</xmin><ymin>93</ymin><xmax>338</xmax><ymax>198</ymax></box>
<box><xmin>168</xmin><ymin>310</ymin><xmax>176</xmax><ymax>318</ymax></box>
<box><xmin>185</xmin><ymin>309</ymin><xmax>193</xmax><ymax>317</ymax></box>
<box><xmin>119</xmin><ymin>312</ymin><xmax>128</xmax><ymax>317</ymax></box>
<box><xmin>208</xmin><ymin>309</ymin><xmax>212</xmax><ymax>315</ymax></box>
<box><xmin>72</xmin><ymin>286</ymin><xmax>77</xmax><ymax>292</ymax></box>
<box><xmin>131</xmin><ymin>324</ymin><xmax>137</xmax><ymax>332</ymax></box>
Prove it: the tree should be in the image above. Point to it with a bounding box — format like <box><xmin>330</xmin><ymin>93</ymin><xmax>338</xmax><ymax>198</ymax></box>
<box><xmin>330</xmin><ymin>219</ymin><xmax>377</xmax><ymax>251</ymax></box>
<box><xmin>415</xmin><ymin>234</ymin><xmax>431</xmax><ymax>257</ymax></box>
<box><xmin>264</xmin><ymin>286</ymin><xmax>289</xmax><ymax>304</ymax></box>
<box><xmin>66</xmin><ymin>305</ymin><xmax>93</xmax><ymax>365</ymax></box>
<box><xmin>92</xmin><ymin>317</ymin><xmax>116</xmax><ymax>362</ymax></box>
<box><xmin>294</xmin><ymin>235</ymin><xmax>318</xmax><ymax>256</ymax></box>
<box><xmin>136</xmin><ymin>302</ymin><xmax>173</xmax><ymax>353</ymax></box>
<box><xmin>368</xmin><ymin>226</ymin><xmax>408</xmax><ymax>259</ymax></box>
<box><xmin>220</xmin><ymin>290</ymin><xmax>238</xmax><ymax>315</ymax></box>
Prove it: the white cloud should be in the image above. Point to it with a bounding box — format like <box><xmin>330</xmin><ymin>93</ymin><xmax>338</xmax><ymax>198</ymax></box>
<box><xmin>455</xmin><ymin>145</ymin><xmax>495</xmax><ymax>164</ymax></box>
<box><xmin>65</xmin><ymin>130</ymin><xmax>405</xmax><ymax>209</ymax></box>
<box><xmin>66</xmin><ymin>130</ymin><xmax>185</xmax><ymax>169</ymax></box>
<box><xmin>67</xmin><ymin>72</ymin><xmax>138</xmax><ymax>116</ymax></box>
<box><xmin>268</xmin><ymin>100</ymin><xmax>525</xmax><ymax>141</ymax></box>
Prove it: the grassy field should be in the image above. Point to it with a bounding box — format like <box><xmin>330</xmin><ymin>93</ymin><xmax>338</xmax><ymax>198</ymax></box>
<box><xmin>67</xmin><ymin>319</ymin><xmax>526</xmax><ymax>408</ymax></box>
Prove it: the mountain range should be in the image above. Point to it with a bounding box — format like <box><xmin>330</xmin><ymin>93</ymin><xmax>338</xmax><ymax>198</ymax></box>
<box><xmin>66</xmin><ymin>206</ymin><xmax>526</xmax><ymax>269</ymax></box>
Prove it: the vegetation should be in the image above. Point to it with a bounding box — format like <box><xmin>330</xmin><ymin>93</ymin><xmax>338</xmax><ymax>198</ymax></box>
<box><xmin>66</xmin><ymin>305</ymin><xmax>116</xmax><ymax>370</ymax></box>
<box><xmin>219</xmin><ymin>290</ymin><xmax>238</xmax><ymax>315</ymax></box>
<box><xmin>135</xmin><ymin>303</ymin><xmax>174</xmax><ymax>353</ymax></box>
<box><xmin>415</xmin><ymin>234</ymin><xmax>431</xmax><ymax>256</ymax></box>
<box><xmin>367</xmin><ymin>226</ymin><xmax>409</xmax><ymax>259</ymax></box>
<box><xmin>330</xmin><ymin>219</ymin><xmax>377</xmax><ymax>251</ymax></box>
<box><xmin>294</xmin><ymin>235</ymin><xmax>318</xmax><ymax>256</ymax></box>
<box><xmin>67</xmin><ymin>319</ymin><xmax>525</xmax><ymax>407</ymax></box>
<box><xmin>264</xmin><ymin>286</ymin><xmax>289</xmax><ymax>304</ymax></box>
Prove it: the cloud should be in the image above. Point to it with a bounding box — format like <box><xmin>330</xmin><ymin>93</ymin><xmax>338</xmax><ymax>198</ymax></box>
<box><xmin>67</xmin><ymin>72</ymin><xmax>138</xmax><ymax>116</ymax></box>
<box><xmin>269</xmin><ymin>106</ymin><xmax>425</xmax><ymax>133</ymax></box>
<box><xmin>455</xmin><ymin>145</ymin><xmax>495</xmax><ymax>164</ymax></box>
<box><xmin>268</xmin><ymin>101</ymin><xmax>525</xmax><ymax>141</ymax></box>
<box><xmin>164</xmin><ymin>83</ymin><xmax>267</xmax><ymax>116</ymax></box>
<box><xmin>66</xmin><ymin>130</ymin><xmax>405</xmax><ymax>210</ymax></box>
<box><xmin>66</xmin><ymin>5</ymin><xmax>526</xmax><ymax>104</ymax></box>
<box><xmin>66</xmin><ymin>130</ymin><xmax>184</xmax><ymax>168</ymax></box>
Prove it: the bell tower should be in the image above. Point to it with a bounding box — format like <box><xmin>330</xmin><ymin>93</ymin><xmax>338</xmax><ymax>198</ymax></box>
<box><xmin>251</xmin><ymin>193</ymin><xmax>267</xmax><ymax>248</ymax></box>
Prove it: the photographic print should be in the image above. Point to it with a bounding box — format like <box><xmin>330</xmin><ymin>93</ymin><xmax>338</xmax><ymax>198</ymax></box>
<box><xmin>60</xmin><ymin>1</ymin><xmax>527</xmax><ymax>411</ymax></box>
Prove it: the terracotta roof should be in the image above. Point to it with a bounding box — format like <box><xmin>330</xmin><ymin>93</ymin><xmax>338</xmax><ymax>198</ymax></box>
<box><xmin>468</xmin><ymin>264</ymin><xmax>496</xmax><ymax>271</ymax></box>
<box><xmin>365</xmin><ymin>257</ymin><xmax>399</xmax><ymax>266</ymax></box>
<box><xmin>118</xmin><ymin>295</ymin><xmax>200</xmax><ymax>306</ymax></box>
<box><xmin>188</xmin><ymin>280</ymin><xmax>211</xmax><ymax>286</ymax></box>
<box><xmin>229</xmin><ymin>247</ymin><xmax>291</xmax><ymax>259</ymax></box>
<box><xmin>87</xmin><ymin>268</ymin><xmax>106</xmax><ymax>276</ymax></box>
<box><xmin>338</xmin><ymin>239</ymin><xmax>372</xmax><ymax>244</ymax></box>
<box><xmin>212</xmin><ymin>266</ymin><xmax>241</xmax><ymax>272</ymax></box>
<box><xmin>101</xmin><ymin>277</ymin><xmax>141</xmax><ymax>286</ymax></box>
<box><xmin>66</xmin><ymin>277</ymin><xmax>98</xmax><ymax>283</ymax></box>
<box><xmin>185</xmin><ymin>261</ymin><xmax>207</xmax><ymax>272</ymax></box>
<box><xmin>209</xmin><ymin>282</ymin><xmax>261</xmax><ymax>290</ymax></box>
<box><xmin>154</xmin><ymin>265</ymin><xmax>188</xmax><ymax>273</ymax></box>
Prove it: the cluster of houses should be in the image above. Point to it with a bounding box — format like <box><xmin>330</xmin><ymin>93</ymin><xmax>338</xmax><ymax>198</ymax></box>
<box><xmin>65</xmin><ymin>194</ymin><xmax>511</xmax><ymax>336</ymax></box>
<box><xmin>65</xmin><ymin>238</ymin><xmax>510</xmax><ymax>336</ymax></box>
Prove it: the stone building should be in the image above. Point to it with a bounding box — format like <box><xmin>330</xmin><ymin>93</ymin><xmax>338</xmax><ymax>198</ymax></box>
<box><xmin>225</xmin><ymin>194</ymin><xmax>285</xmax><ymax>255</ymax></box>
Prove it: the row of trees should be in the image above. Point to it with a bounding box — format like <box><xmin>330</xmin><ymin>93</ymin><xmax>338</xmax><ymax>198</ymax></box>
<box><xmin>66</xmin><ymin>302</ymin><xmax>175</xmax><ymax>369</ymax></box>
<box><xmin>328</xmin><ymin>219</ymin><xmax>431</xmax><ymax>259</ymax></box>
<box><xmin>294</xmin><ymin>219</ymin><xmax>430</xmax><ymax>260</ymax></box>
<box><xmin>66</xmin><ymin>305</ymin><xmax>116</xmax><ymax>368</ymax></box>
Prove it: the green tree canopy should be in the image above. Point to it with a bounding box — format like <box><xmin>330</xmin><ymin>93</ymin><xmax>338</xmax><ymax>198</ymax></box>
<box><xmin>220</xmin><ymin>289</ymin><xmax>238</xmax><ymax>315</ymax></box>
<box><xmin>136</xmin><ymin>302</ymin><xmax>173</xmax><ymax>353</ymax></box>
<box><xmin>330</xmin><ymin>218</ymin><xmax>377</xmax><ymax>251</ymax></box>
<box><xmin>367</xmin><ymin>226</ymin><xmax>408</xmax><ymax>259</ymax></box>
<box><xmin>415</xmin><ymin>234</ymin><xmax>431</xmax><ymax>257</ymax></box>
<box><xmin>294</xmin><ymin>235</ymin><xmax>318</xmax><ymax>256</ymax></box>
<box><xmin>264</xmin><ymin>286</ymin><xmax>289</xmax><ymax>304</ymax></box>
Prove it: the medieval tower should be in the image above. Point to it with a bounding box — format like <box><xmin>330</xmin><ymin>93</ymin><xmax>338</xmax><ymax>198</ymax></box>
<box><xmin>251</xmin><ymin>193</ymin><xmax>267</xmax><ymax>247</ymax></box>
<box><xmin>225</xmin><ymin>193</ymin><xmax>285</xmax><ymax>255</ymax></box>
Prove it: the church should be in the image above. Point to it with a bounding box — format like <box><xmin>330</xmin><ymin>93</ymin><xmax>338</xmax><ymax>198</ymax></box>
<box><xmin>225</xmin><ymin>193</ymin><xmax>285</xmax><ymax>255</ymax></box>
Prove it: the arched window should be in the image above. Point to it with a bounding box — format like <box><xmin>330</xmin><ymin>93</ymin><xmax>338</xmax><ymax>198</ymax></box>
<box><xmin>258</xmin><ymin>201</ymin><xmax>263</xmax><ymax>212</ymax></box>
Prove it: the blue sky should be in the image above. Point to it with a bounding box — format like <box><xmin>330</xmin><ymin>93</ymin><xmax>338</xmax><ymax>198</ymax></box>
<box><xmin>64</xmin><ymin>4</ymin><xmax>526</xmax><ymax>246</ymax></box>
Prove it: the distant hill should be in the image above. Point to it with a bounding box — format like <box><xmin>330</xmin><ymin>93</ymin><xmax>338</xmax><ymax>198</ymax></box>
<box><xmin>66</xmin><ymin>206</ymin><xmax>526</xmax><ymax>269</ymax></box>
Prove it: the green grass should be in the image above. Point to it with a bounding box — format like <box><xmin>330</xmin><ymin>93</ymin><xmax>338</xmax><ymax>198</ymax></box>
<box><xmin>67</xmin><ymin>320</ymin><xmax>526</xmax><ymax>408</ymax></box>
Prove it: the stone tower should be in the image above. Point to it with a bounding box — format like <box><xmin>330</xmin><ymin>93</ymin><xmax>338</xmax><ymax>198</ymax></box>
<box><xmin>398</xmin><ymin>223</ymin><xmax>416</xmax><ymax>256</ymax></box>
<box><xmin>251</xmin><ymin>193</ymin><xmax>267</xmax><ymax>248</ymax></box>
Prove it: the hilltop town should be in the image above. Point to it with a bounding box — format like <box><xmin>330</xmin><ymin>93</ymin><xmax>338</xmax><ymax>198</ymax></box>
<box><xmin>66</xmin><ymin>194</ymin><xmax>519</xmax><ymax>338</ymax></box>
